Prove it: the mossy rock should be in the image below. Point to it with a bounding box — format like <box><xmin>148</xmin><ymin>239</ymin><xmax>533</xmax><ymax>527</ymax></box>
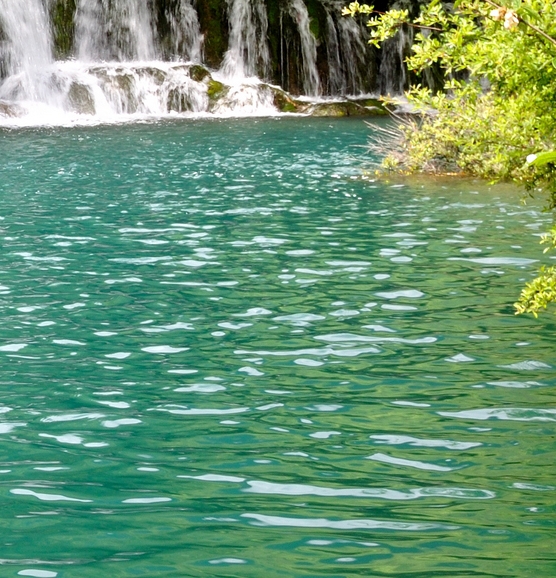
<box><xmin>196</xmin><ymin>0</ymin><xmax>228</xmax><ymax>68</ymax></box>
<box><xmin>268</xmin><ymin>86</ymin><xmax>299</xmax><ymax>113</ymax></box>
<box><xmin>206</xmin><ymin>79</ymin><xmax>227</xmax><ymax>100</ymax></box>
<box><xmin>51</xmin><ymin>0</ymin><xmax>76</xmax><ymax>59</ymax></box>
<box><xmin>348</xmin><ymin>98</ymin><xmax>389</xmax><ymax>115</ymax></box>
<box><xmin>306</xmin><ymin>0</ymin><xmax>325</xmax><ymax>42</ymax></box>
<box><xmin>306</xmin><ymin>101</ymin><xmax>387</xmax><ymax>117</ymax></box>
<box><xmin>309</xmin><ymin>102</ymin><xmax>349</xmax><ymax>117</ymax></box>
<box><xmin>189</xmin><ymin>64</ymin><xmax>211</xmax><ymax>83</ymax></box>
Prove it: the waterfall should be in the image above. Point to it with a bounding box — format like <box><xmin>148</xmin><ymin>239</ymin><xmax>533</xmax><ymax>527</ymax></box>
<box><xmin>379</xmin><ymin>25</ymin><xmax>412</xmax><ymax>95</ymax></box>
<box><xmin>287</xmin><ymin>0</ymin><xmax>320</xmax><ymax>96</ymax></box>
<box><xmin>75</xmin><ymin>0</ymin><xmax>157</xmax><ymax>62</ymax></box>
<box><xmin>0</xmin><ymin>0</ymin><xmax>53</xmax><ymax>102</ymax></box>
<box><xmin>0</xmin><ymin>0</ymin><xmax>410</xmax><ymax>124</ymax></box>
<box><xmin>322</xmin><ymin>0</ymin><xmax>370</xmax><ymax>95</ymax></box>
<box><xmin>165</xmin><ymin>0</ymin><xmax>203</xmax><ymax>62</ymax></box>
<box><xmin>220</xmin><ymin>0</ymin><xmax>270</xmax><ymax>80</ymax></box>
<box><xmin>323</xmin><ymin>8</ymin><xmax>343</xmax><ymax>94</ymax></box>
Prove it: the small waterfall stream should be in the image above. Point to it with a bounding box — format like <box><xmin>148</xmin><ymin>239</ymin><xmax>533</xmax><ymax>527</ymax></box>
<box><xmin>287</xmin><ymin>0</ymin><xmax>321</xmax><ymax>97</ymax></box>
<box><xmin>0</xmin><ymin>0</ymin><xmax>53</xmax><ymax>103</ymax></box>
<box><xmin>379</xmin><ymin>25</ymin><xmax>412</xmax><ymax>95</ymax></box>
<box><xmin>221</xmin><ymin>0</ymin><xmax>270</xmax><ymax>81</ymax></box>
<box><xmin>75</xmin><ymin>0</ymin><xmax>157</xmax><ymax>62</ymax></box>
<box><xmin>165</xmin><ymin>0</ymin><xmax>203</xmax><ymax>62</ymax></box>
<box><xmin>0</xmin><ymin>0</ymin><xmax>406</xmax><ymax>123</ymax></box>
<box><xmin>322</xmin><ymin>0</ymin><xmax>370</xmax><ymax>95</ymax></box>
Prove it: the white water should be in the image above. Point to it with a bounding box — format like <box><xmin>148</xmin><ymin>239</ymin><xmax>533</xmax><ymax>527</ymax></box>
<box><xmin>0</xmin><ymin>0</ymin><xmax>391</xmax><ymax>125</ymax></box>
<box><xmin>378</xmin><ymin>22</ymin><xmax>412</xmax><ymax>94</ymax></box>
<box><xmin>0</xmin><ymin>0</ymin><xmax>53</xmax><ymax>103</ymax></box>
<box><xmin>221</xmin><ymin>0</ymin><xmax>271</xmax><ymax>81</ymax></box>
<box><xmin>287</xmin><ymin>0</ymin><xmax>321</xmax><ymax>96</ymax></box>
<box><xmin>166</xmin><ymin>0</ymin><xmax>203</xmax><ymax>63</ymax></box>
<box><xmin>75</xmin><ymin>0</ymin><xmax>157</xmax><ymax>62</ymax></box>
<box><xmin>322</xmin><ymin>0</ymin><xmax>369</xmax><ymax>95</ymax></box>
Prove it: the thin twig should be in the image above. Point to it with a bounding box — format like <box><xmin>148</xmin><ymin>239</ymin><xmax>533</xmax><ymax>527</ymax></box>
<box><xmin>482</xmin><ymin>0</ymin><xmax>556</xmax><ymax>48</ymax></box>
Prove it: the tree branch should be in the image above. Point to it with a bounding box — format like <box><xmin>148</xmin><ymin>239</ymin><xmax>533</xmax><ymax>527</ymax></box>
<box><xmin>482</xmin><ymin>0</ymin><xmax>556</xmax><ymax>48</ymax></box>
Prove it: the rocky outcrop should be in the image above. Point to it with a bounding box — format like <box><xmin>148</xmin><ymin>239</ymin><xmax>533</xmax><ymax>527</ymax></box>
<box><xmin>0</xmin><ymin>63</ymin><xmax>390</xmax><ymax>118</ymax></box>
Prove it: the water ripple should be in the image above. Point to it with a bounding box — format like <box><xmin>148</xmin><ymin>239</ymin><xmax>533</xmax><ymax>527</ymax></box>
<box><xmin>241</xmin><ymin>514</ymin><xmax>459</xmax><ymax>531</ymax></box>
<box><xmin>0</xmin><ymin>119</ymin><xmax>554</xmax><ymax>577</ymax></box>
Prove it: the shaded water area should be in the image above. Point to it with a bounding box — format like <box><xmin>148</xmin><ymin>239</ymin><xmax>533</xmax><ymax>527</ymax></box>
<box><xmin>0</xmin><ymin>118</ymin><xmax>555</xmax><ymax>577</ymax></box>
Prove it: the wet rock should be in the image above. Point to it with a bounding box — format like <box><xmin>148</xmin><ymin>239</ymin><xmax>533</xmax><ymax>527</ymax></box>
<box><xmin>206</xmin><ymin>79</ymin><xmax>227</xmax><ymax>101</ymax></box>
<box><xmin>189</xmin><ymin>64</ymin><xmax>211</xmax><ymax>83</ymax></box>
<box><xmin>142</xmin><ymin>67</ymin><xmax>166</xmax><ymax>85</ymax></box>
<box><xmin>268</xmin><ymin>85</ymin><xmax>299</xmax><ymax>113</ymax></box>
<box><xmin>67</xmin><ymin>82</ymin><xmax>95</xmax><ymax>115</ymax></box>
<box><xmin>348</xmin><ymin>97</ymin><xmax>389</xmax><ymax>115</ymax></box>
<box><xmin>0</xmin><ymin>100</ymin><xmax>24</xmax><ymax>117</ymax></box>
<box><xmin>167</xmin><ymin>88</ymin><xmax>193</xmax><ymax>113</ymax></box>
<box><xmin>303</xmin><ymin>100</ymin><xmax>388</xmax><ymax>117</ymax></box>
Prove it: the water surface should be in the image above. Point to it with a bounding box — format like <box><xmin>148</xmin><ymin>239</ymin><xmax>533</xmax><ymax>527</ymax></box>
<box><xmin>0</xmin><ymin>118</ymin><xmax>555</xmax><ymax>577</ymax></box>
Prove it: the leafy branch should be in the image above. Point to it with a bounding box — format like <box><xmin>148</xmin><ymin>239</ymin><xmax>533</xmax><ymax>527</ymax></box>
<box><xmin>342</xmin><ymin>2</ymin><xmax>442</xmax><ymax>47</ymax></box>
<box><xmin>482</xmin><ymin>0</ymin><xmax>556</xmax><ymax>47</ymax></box>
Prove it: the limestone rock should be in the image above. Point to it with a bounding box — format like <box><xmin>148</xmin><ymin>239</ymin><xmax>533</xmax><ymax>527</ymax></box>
<box><xmin>0</xmin><ymin>100</ymin><xmax>24</xmax><ymax>117</ymax></box>
<box><xmin>67</xmin><ymin>82</ymin><xmax>95</xmax><ymax>115</ymax></box>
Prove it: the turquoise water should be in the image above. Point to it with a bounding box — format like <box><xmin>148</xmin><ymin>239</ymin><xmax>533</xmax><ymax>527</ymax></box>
<box><xmin>0</xmin><ymin>118</ymin><xmax>555</xmax><ymax>578</ymax></box>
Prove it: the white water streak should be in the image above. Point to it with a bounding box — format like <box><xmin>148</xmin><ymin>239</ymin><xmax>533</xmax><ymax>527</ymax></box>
<box><xmin>221</xmin><ymin>0</ymin><xmax>270</xmax><ymax>80</ymax></box>
<box><xmin>166</xmin><ymin>0</ymin><xmax>203</xmax><ymax>62</ymax></box>
<box><xmin>75</xmin><ymin>0</ymin><xmax>157</xmax><ymax>62</ymax></box>
<box><xmin>322</xmin><ymin>0</ymin><xmax>368</xmax><ymax>95</ymax></box>
<box><xmin>0</xmin><ymin>0</ymin><xmax>53</xmax><ymax>102</ymax></box>
<box><xmin>287</xmin><ymin>0</ymin><xmax>320</xmax><ymax>96</ymax></box>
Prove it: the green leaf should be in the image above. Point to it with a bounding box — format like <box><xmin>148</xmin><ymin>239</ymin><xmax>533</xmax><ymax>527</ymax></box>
<box><xmin>528</xmin><ymin>151</ymin><xmax>556</xmax><ymax>166</ymax></box>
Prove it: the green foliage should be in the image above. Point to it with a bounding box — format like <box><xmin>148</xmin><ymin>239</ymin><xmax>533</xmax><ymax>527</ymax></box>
<box><xmin>515</xmin><ymin>263</ymin><xmax>556</xmax><ymax>316</ymax></box>
<box><xmin>346</xmin><ymin>0</ymin><xmax>556</xmax><ymax>315</ymax></box>
<box><xmin>515</xmin><ymin>152</ymin><xmax>556</xmax><ymax>315</ymax></box>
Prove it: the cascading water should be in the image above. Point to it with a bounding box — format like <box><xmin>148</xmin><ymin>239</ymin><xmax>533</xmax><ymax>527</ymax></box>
<box><xmin>376</xmin><ymin>0</ymin><xmax>417</xmax><ymax>95</ymax></box>
<box><xmin>220</xmin><ymin>0</ymin><xmax>270</xmax><ymax>80</ymax></box>
<box><xmin>0</xmin><ymin>0</ymin><xmax>53</xmax><ymax>103</ymax></box>
<box><xmin>287</xmin><ymin>0</ymin><xmax>321</xmax><ymax>97</ymax></box>
<box><xmin>322</xmin><ymin>0</ymin><xmax>371</xmax><ymax>95</ymax></box>
<box><xmin>379</xmin><ymin>25</ymin><xmax>412</xmax><ymax>95</ymax></box>
<box><xmin>0</xmin><ymin>0</ymin><xmax>408</xmax><ymax>124</ymax></box>
<box><xmin>165</xmin><ymin>0</ymin><xmax>203</xmax><ymax>63</ymax></box>
<box><xmin>74</xmin><ymin>0</ymin><xmax>157</xmax><ymax>62</ymax></box>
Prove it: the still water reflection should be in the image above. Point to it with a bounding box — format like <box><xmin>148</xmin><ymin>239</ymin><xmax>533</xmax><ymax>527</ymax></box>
<box><xmin>0</xmin><ymin>118</ymin><xmax>554</xmax><ymax>577</ymax></box>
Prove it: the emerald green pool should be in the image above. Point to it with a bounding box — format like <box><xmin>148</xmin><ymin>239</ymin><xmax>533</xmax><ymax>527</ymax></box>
<box><xmin>0</xmin><ymin>118</ymin><xmax>554</xmax><ymax>577</ymax></box>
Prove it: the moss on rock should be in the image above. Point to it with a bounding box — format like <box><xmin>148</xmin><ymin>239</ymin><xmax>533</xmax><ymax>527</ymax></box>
<box><xmin>189</xmin><ymin>64</ymin><xmax>211</xmax><ymax>83</ymax></box>
<box><xmin>302</xmin><ymin>100</ymin><xmax>388</xmax><ymax>117</ymax></box>
<box><xmin>270</xmin><ymin>86</ymin><xmax>300</xmax><ymax>113</ymax></box>
<box><xmin>196</xmin><ymin>0</ymin><xmax>229</xmax><ymax>68</ymax></box>
<box><xmin>206</xmin><ymin>79</ymin><xmax>227</xmax><ymax>100</ymax></box>
<box><xmin>51</xmin><ymin>0</ymin><xmax>76</xmax><ymax>59</ymax></box>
